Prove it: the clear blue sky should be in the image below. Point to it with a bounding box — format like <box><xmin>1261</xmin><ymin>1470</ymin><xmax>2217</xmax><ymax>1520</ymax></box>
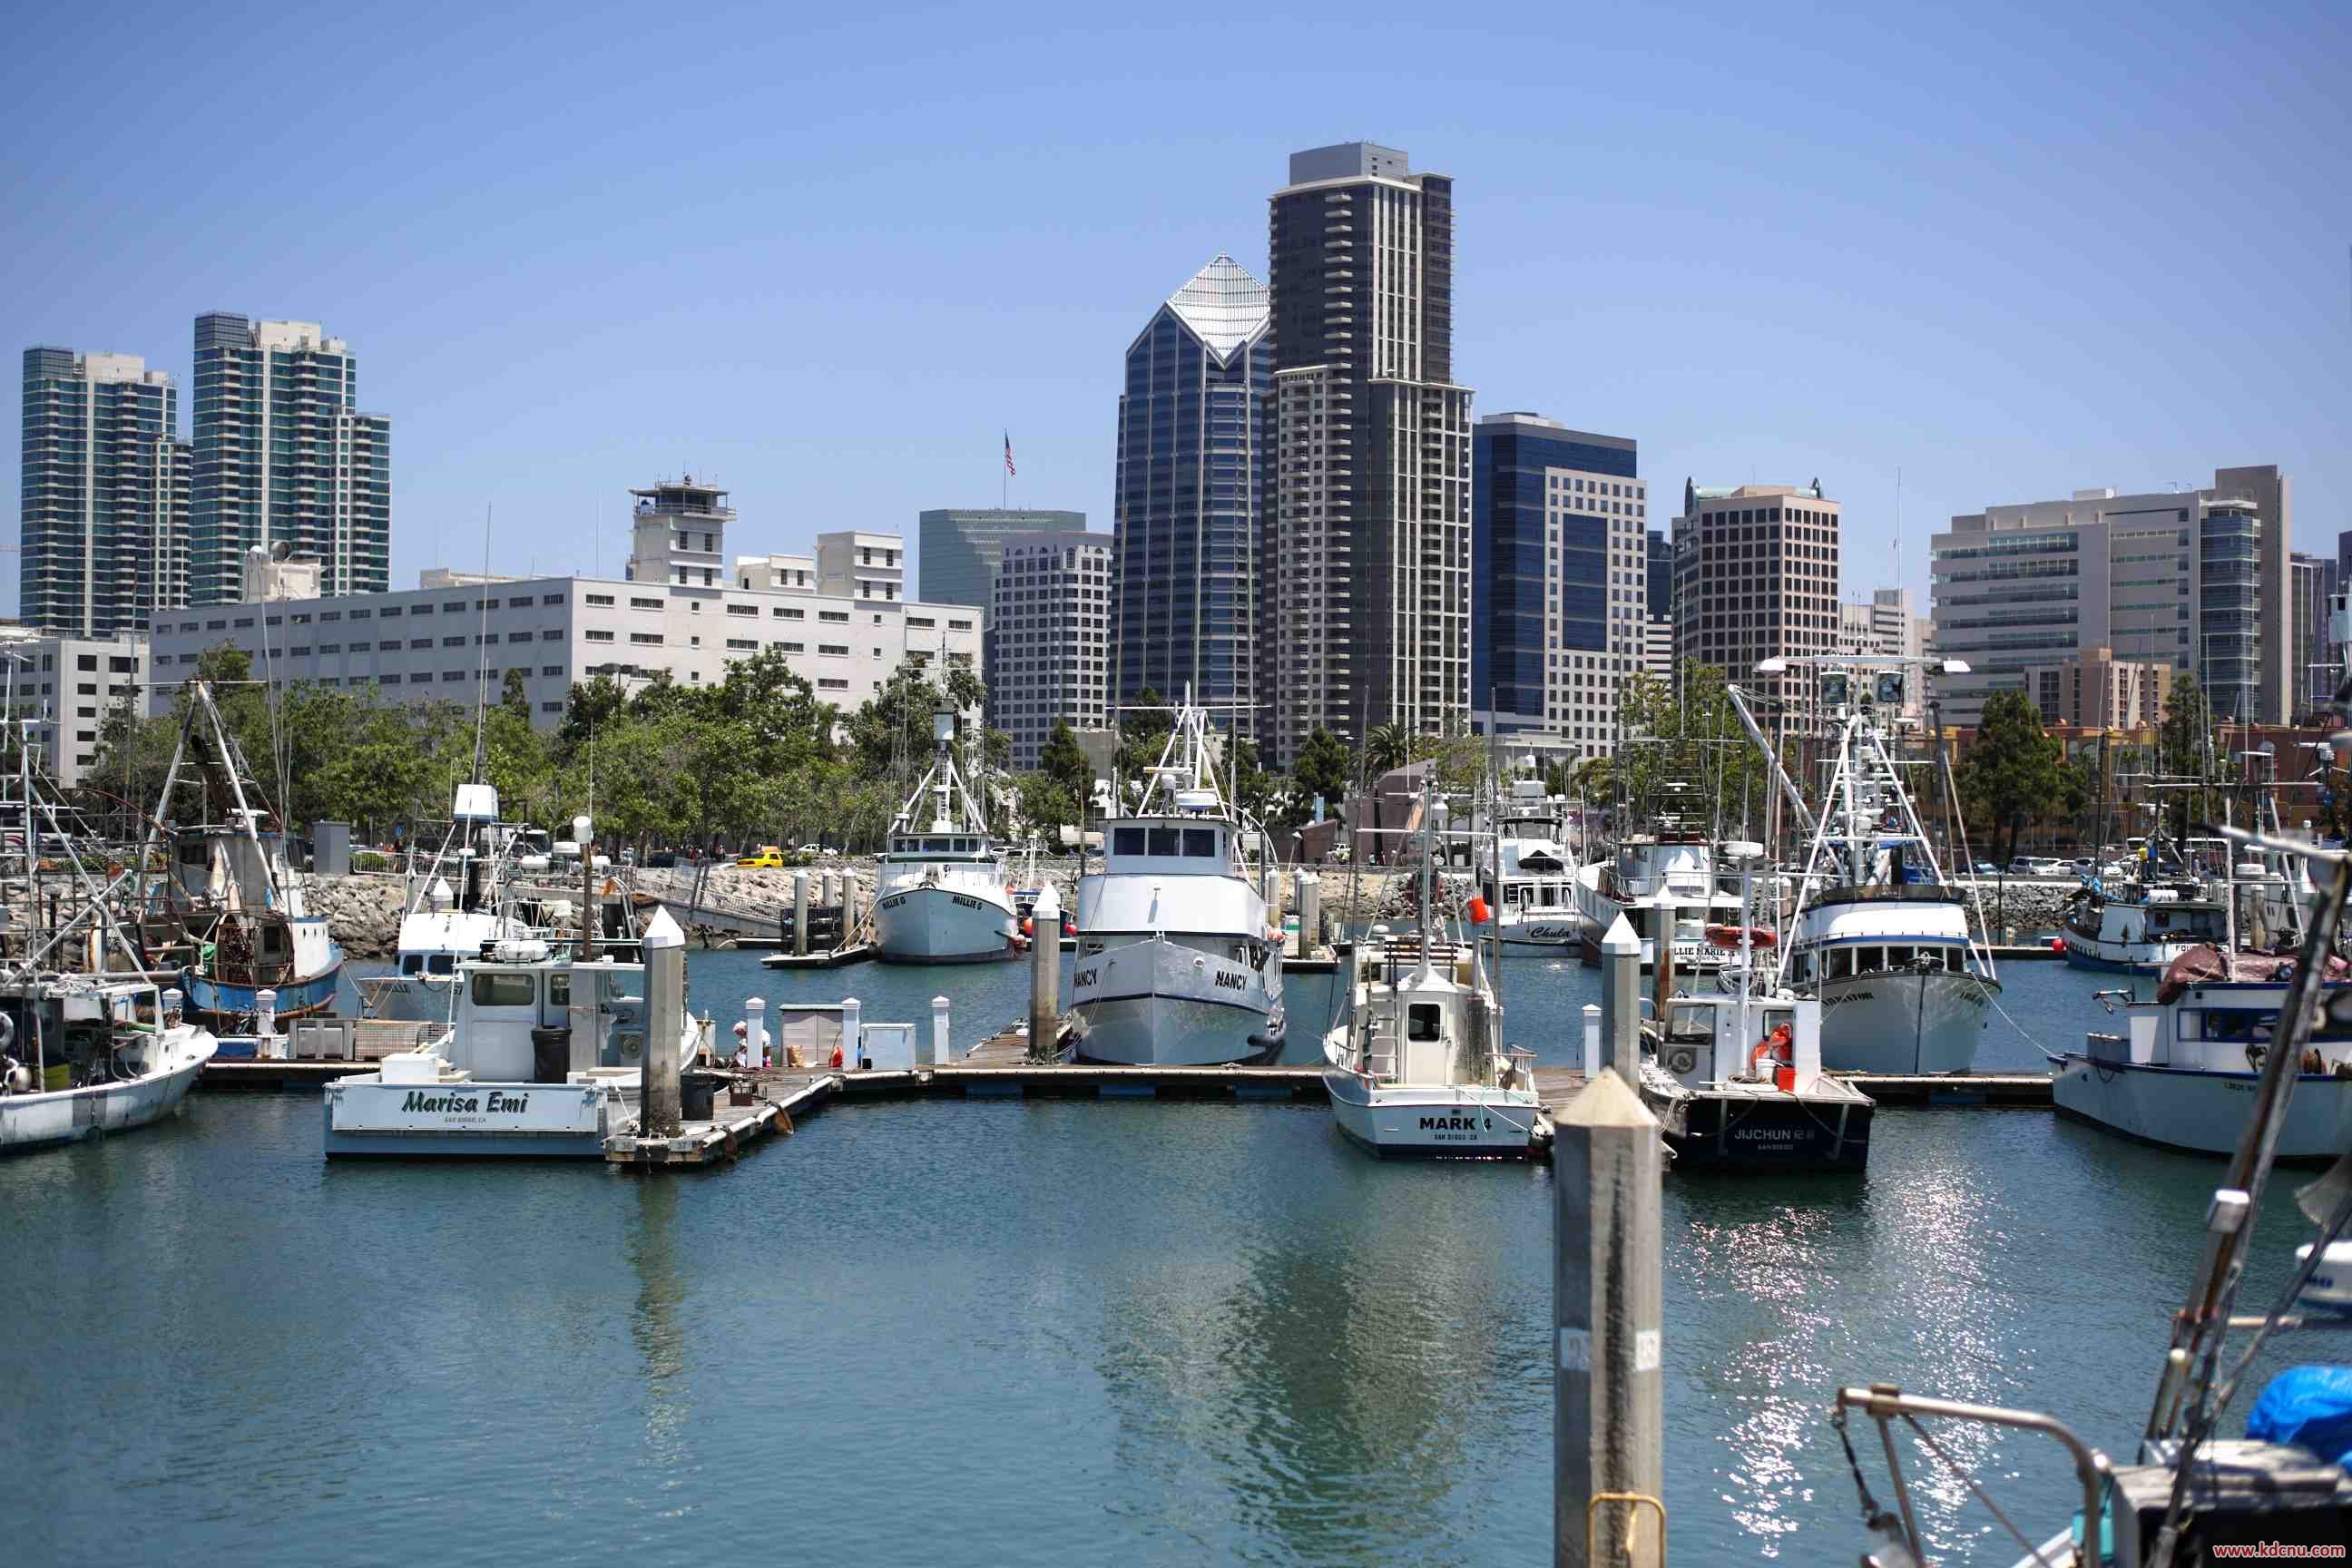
<box><xmin>6</xmin><ymin>0</ymin><xmax>2347</xmax><ymax>613</ymax></box>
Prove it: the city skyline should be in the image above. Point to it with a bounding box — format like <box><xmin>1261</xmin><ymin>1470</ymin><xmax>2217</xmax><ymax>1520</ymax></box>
<box><xmin>4</xmin><ymin>6</ymin><xmax>2342</xmax><ymax>626</ymax></box>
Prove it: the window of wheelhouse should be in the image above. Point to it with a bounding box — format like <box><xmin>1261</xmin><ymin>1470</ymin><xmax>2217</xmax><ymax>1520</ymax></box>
<box><xmin>1182</xmin><ymin>828</ymin><xmax>1218</xmax><ymax>858</ymax></box>
<box><xmin>1113</xmin><ymin>827</ymin><xmax>1145</xmax><ymax>857</ymax></box>
<box><xmin>1827</xmin><ymin>947</ymin><xmax>1854</xmax><ymax>980</ymax></box>
<box><xmin>1407</xmin><ymin>1004</ymin><xmax>1442</xmax><ymax>1041</ymax></box>
<box><xmin>1147</xmin><ymin>828</ymin><xmax>1181</xmax><ymax>857</ymax></box>
<box><xmin>471</xmin><ymin>971</ymin><xmax>536</xmax><ymax>1007</ymax></box>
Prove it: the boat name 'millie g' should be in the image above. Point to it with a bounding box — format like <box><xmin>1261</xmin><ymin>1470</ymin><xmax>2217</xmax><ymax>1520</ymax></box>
<box><xmin>399</xmin><ymin>1090</ymin><xmax>531</xmax><ymax>1113</ymax></box>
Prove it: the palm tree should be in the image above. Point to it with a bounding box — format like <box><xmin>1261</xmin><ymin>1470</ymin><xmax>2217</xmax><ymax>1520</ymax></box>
<box><xmin>1364</xmin><ymin>721</ymin><xmax>1411</xmax><ymax>778</ymax></box>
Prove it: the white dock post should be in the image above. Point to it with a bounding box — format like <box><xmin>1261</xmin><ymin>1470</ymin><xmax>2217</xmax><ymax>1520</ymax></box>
<box><xmin>1599</xmin><ymin>914</ymin><xmax>1641</xmax><ymax>1085</ymax></box>
<box><xmin>742</xmin><ymin>995</ymin><xmax>769</xmax><ymax>1070</ymax></box>
<box><xmin>1296</xmin><ymin>870</ymin><xmax>1322</xmax><ymax>955</ymax></box>
<box><xmin>642</xmin><ymin>907</ymin><xmax>685</xmax><ymax>1138</ymax></box>
<box><xmin>792</xmin><ymin>870</ymin><xmax>810</xmax><ymax>957</ymax></box>
<box><xmin>840</xmin><ymin>996</ymin><xmax>863</xmax><ymax>1071</ymax></box>
<box><xmin>838</xmin><ymin>872</ymin><xmax>858</xmax><ymax>950</ymax></box>
<box><xmin>931</xmin><ymin>995</ymin><xmax>952</xmax><ymax>1065</ymax></box>
<box><xmin>1029</xmin><ymin>882</ymin><xmax>1062</xmax><ymax>1061</ymax></box>
<box><xmin>1554</xmin><ymin>1071</ymin><xmax>1665</xmax><ymax>1568</ymax></box>
<box><xmin>1582</xmin><ymin>1003</ymin><xmax>1601</xmax><ymax>1081</ymax></box>
<box><xmin>255</xmin><ymin>988</ymin><xmax>281</xmax><ymax>1060</ymax></box>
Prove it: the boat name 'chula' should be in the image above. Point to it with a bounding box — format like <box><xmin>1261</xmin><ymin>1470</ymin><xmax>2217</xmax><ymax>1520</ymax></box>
<box><xmin>399</xmin><ymin>1090</ymin><xmax>532</xmax><ymax>1114</ymax></box>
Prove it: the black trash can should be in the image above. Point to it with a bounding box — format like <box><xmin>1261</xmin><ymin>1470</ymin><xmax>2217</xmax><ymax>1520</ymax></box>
<box><xmin>679</xmin><ymin>1069</ymin><xmax>720</xmax><ymax>1121</ymax></box>
<box><xmin>530</xmin><ymin>1025</ymin><xmax>572</xmax><ymax>1083</ymax></box>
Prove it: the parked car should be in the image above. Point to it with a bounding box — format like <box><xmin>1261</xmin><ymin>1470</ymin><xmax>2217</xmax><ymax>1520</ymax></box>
<box><xmin>1970</xmin><ymin>860</ymin><xmax>2003</xmax><ymax>877</ymax></box>
<box><xmin>2008</xmin><ymin>856</ymin><xmax>2067</xmax><ymax>877</ymax></box>
<box><xmin>737</xmin><ymin>846</ymin><xmax>786</xmax><ymax>869</ymax></box>
<box><xmin>644</xmin><ymin>850</ymin><xmax>677</xmax><ymax>868</ymax></box>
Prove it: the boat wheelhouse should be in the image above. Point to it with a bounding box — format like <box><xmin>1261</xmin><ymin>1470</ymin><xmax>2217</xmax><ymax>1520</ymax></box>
<box><xmin>873</xmin><ymin>706</ymin><xmax>1015</xmax><ymax>965</ymax></box>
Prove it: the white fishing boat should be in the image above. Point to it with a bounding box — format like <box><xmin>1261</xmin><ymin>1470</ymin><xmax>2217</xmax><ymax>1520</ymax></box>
<box><xmin>2053</xmin><ymin>944</ymin><xmax>2352</xmax><ymax>1159</ymax></box>
<box><xmin>369</xmin><ymin>782</ymin><xmax>536</xmax><ymax>1021</ymax></box>
<box><xmin>1479</xmin><ymin>779</ymin><xmax>1581</xmax><ymax>948</ymax></box>
<box><xmin>1571</xmin><ymin>825</ymin><xmax>1739</xmax><ymax>973</ymax></box>
<box><xmin>0</xmin><ymin>723</ymin><xmax>219</xmax><ymax>1152</ymax></box>
<box><xmin>873</xmin><ymin>705</ymin><xmax>1015</xmax><ymax>964</ymax></box>
<box><xmin>1323</xmin><ymin>796</ymin><xmax>1544</xmax><ymax>1157</ymax></box>
<box><xmin>2061</xmin><ymin>878</ymin><xmax>2229</xmax><ymax>974</ymax></box>
<box><xmin>324</xmin><ymin>932</ymin><xmax>702</xmax><ymax>1158</ymax></box>
<box><xmin>1736</xmin><ymin>656</ymin><xmax>2000</xmax><ymax>1075</ymax></box>
<box><xmin>1068</xmin><ymin>700</ymin><xmax>1283</xmax><ymax>1065</ymax></box>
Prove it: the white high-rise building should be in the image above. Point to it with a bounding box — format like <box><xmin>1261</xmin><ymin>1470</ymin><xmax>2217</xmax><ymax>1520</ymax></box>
<box><xmin>986</xmin><ymin>532</ymin><xmax>1112</xmax><ymax>769</ymax></box>
<box><xmin>19</xmin><ymin>348</ymin><xmax>188</xmax><ymax>638</ymax></box>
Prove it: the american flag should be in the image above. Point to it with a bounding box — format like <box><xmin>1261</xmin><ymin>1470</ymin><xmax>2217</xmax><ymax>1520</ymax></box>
<box><xmin>1004</xmin><ymin>433</ymin><xmax>1016</xmax><ymax>477</ymax></box>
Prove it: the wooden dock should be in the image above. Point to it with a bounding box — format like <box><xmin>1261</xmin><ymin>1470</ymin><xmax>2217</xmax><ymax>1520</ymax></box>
<box><xmin>760</xmin><ymin>942</ymin><xmax>876</xmax><ymax>969</ymax></box>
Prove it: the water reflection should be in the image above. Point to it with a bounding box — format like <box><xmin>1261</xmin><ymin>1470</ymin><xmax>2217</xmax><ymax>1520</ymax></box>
<box><xmin>627</xmin><ymin>1177</ymin><xmax>691</xmax><ymax>1494</ymax></box>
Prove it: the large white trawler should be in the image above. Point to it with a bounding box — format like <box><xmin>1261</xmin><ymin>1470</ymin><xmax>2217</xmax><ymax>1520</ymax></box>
<box><xmin>1067</xmin><ymin>701</ymin><xmax>1283</xmax><ymax>1065</ymax></box>
<box><xmin>324</xmin><ymin>916</ymin><xmax>704</xmax><ymax>1158</ymax></box>
<box><xmin>1571</xmin><ymin>818</ymin><xmax>1737</xmax><ymax>973</ymax></box>
<box><xmin>1736</xmin><ymin>656</ymin><xmax>2000</xmax><ymax>1075</ymax></box>
<box><xmin>368</xmin><ymin>782</ymin><xmax>535</xmax><ymax>1021</ymax></box>
<box><xmin>1480</xmin><ymin>778</ymin><xmax>1583</xmax><ymax>948</ymax></box>
<box><xmin>872</xmin><ymin>705</ymin><xmax>1016</xmax><ymax>964</ymax></box>
<box><xmin>1324</xmin><ymin>793</ymin><xmax>1545</xmax><ymax>1156</ymax></box>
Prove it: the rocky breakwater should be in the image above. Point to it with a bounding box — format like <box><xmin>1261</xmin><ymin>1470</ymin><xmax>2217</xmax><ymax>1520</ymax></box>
<box><xmin>1971</xmin><ymin>877</ymin><xmax>2074</xmax><ymax>936</ymax></box>
<box><xmin>298</xmin><ymin>872</ymin><xmax>407</xmax><ymax>959</ymax></box>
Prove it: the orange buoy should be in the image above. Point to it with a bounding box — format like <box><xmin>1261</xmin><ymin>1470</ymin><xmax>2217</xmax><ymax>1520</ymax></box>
<box><xmin>1465</xmin><ymin>896</ymin><xmax>1491</xmax><ymax>925</ymax></box>
<box><xmin>1063</xmin><ymin>919</ymin><xmax>1075</xmax><ymax>938</ymax></box>
<box><xmin>1021</xmin><ymin>917</ymin><xmax>1034</xmax><ymax>936</ymax></box>
<box><xmin>2050</xmin><ymin>936</ymin><xmax>2066</xmax><ymax>953</ymax></box>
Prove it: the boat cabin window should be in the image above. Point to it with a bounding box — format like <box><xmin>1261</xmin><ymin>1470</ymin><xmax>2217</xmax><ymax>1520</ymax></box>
<box><xmin>1792</xmin><ymin>952</ymin><xmax>1813</xmax><ymax>984</ymax></box>
<box><xmin>1148</xmin><ymin>828</ymin><xmax>1181</xmax><ymax>857</ymax></box>
<box><xmin>1113</xmin><ymin>827</ymin><xmax>1145</xmax><ymax>857</ymax></box>
<box><xmin>260</xmin><ymin>925</ymin><xmax>288</xmax><ymax>957</ymax></box>
<box><xmin>1828</xmin><ymin>948</ymin><xmax>1854</xmax><ymax>980</ymax></box>
<box><xmin>547</xmin><ymin>972</ymin><xmax>569</xmax><ymax>1008</ymax></box>
<box><xmin>401</xmin><ymin>955</ymin><xmax>425</xmax><ymax>975</ymax></box>
<box><xmin>1184</xmin><ymin>828</ymin><xmax>1218</xmax><ymax>858</ymax></box>
<box><xmin>470</xmin><ymin>971</ymin><xmax>537</xmax><ymax>1008</ymax></box>
<box><xmin>1503</xmin><ymin>885</ymin><xmax>1521</xmax><ymax>905</ymax></box>
<box><xmin>1407</xmin><ymin>1004</ymin><xmax>1442</xmax><ymax>1042</ymax></box>
<box><xmin>427</xmin><ymin>955</ymin><xmax>456</xmax><ymax>975</ymax></box>
<box><xmin>2200</xmin><ymin>1010</ymin><xmax>2274</xmax><ymax>1044</ymax></box>
<box><xmin>926</xmin><ymin>837</ymin><xmax>949</xmax><ymax>853</ymax></box>
<box><xmin>1886</xmin><ymin>946</ymin><xmax>1915</xmax><ymax>969</ymax></box>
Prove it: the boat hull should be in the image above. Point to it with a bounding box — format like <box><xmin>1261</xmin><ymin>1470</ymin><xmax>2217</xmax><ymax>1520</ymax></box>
<box><xmin>1817</xmin><ymin>968</ymin><xmax>1992</xmax><ymax>1074</ymax></box>
<box><xmin>0</xmin><ymin>1034</ymin><xmax>216</xmax><ymax>1153</ymax></box>
<box><xmin>1321</xmin><ymin>1065</ymin><xmax>1544</xmax><ymax>1156</ymax></box>
<box><xmin>1069</xmin><ymin>936</ymin><xmax>1282</xmax><ymax>1066</ymax></box>
<box><xmin>2053</xmin><ymin>1056</ymin><xmax>2352</xmax><ymax>1161</ymax></box>
<box><xmin>184</xmin><ymin>918</ymin><xmax>346</xmax><ymax>1025</ymax></box>
<box><xmin>873</xmin><ymin>885</ymin><xmax>1016</xmax><ymax>964</ymax></box>
<box><xmin>1657</xmin><ymin>1092</ymin><xmax>1873</xmax><ymax>1172</ymax></box>
<box><xmin>324</xmin><ymin>1074</ymin><xmax>630</xmax><ymax>1158</ymax></box>
<box><xmin>1499</xmin><ymin>918</ymin><xmax>1582</xmax><ymax>949</ymax></box>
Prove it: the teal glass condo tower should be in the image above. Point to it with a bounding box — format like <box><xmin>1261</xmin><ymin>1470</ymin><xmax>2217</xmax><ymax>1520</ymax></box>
<box><xmin>191</xmin><ymin>312</ymin><xmax>391</xmax><ymax>604</ymax></box>
<box><xmin>19</xmin><ymin>347</ymin><xmax>188</xmax><ymax>637</ymax></box>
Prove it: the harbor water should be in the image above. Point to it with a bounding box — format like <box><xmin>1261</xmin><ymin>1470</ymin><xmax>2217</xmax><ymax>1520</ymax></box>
<box><xmin>0</xmin><ymin>946</ymin><xmax>2323</xmax><ymax>1564</ymax></box>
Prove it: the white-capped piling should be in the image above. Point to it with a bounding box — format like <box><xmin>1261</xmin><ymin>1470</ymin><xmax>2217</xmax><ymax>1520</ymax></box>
<box><xmin>931</xmin><ymin>995</ymin><xmax>952</xmax><ymax>1066</ymax></box>
<box><xmin>792</xmin><ymin>870</ymin><xmax>810</xmax><ymax>957</ymax></box>
<box><xmin>1553</xmin><ymin>1070</ymin><xmax>1666</xmax><ymax>1567</ymax></box>
<box><xmin>1582</xmin><ymin>1003</ymin><xmax>1601</xmax><ymax>1080</ymax></box>
<box><xmin>1295</xmin><ymin>869</ymin><xmax>1322</xmax><ymax>955</ymax></box>
<box><xmin>1599</xmin><ymin>914</ymin><xmax>1641</xmax><ymax>1084</ymax></box>
<box><xmin>840</xmin><ymin>996</ymin><xmax>863</xmax><ymax>1070</ymax></box>
<box><xmin>255</xmin><ymin>988</ymin><xmax>280</xmax><ymax>1060</ymax></box>
<box><xmin>838</xmin><ymin>872</ymin><xmax>858</xmax><ymax>947</ymax></box>
<box><xmin>1030</xmin><ymin>882</ymin><xmax>1062</xmax><ymax>1061</ymax></box>
<box><xmin>641</xmin><ymin>907</ymin><xmax>685</xmax><ymax>1137</ymax></box>
<box><xmin>741</xmin><ymin>995</ymin><xmax>768</xmax><ymax>1069</ymax></box>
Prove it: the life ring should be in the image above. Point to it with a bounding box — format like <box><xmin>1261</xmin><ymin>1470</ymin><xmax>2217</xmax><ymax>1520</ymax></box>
<box><xmin>1707</xmin><ymin>924</ymin><xmax>1778</xmax><ymax>949</ymax></box>
<box><xmin>1749</xmin><ymin>1023</ymin><xmax>1794</xmax><ymax>1074</ymax></box>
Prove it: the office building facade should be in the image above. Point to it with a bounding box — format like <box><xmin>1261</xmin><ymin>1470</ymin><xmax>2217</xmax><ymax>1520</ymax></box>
<box><xmin>2291</xmin><ymin>552</ymin><xmax>2336</xmax><ymax>717</ymax></box>
<box><xmin>985</xmin><ymin>531</ymin><xmax>1112</xmax><ymax>769</ymax></box>
<box><xmin>1469</xmin><ymin>414</ymin><xmax>1646</xmax><ymax>757</ymax></box>
<box><xmin>2022</xmin><ymin>646</ymin><xmax>2170</xmax><ymax>730</ymax></box>
<box><xmin>1112</xmin><ymin>255</ymin><xmax>1270</xmax><ymax>734</ymax></box>
<box><xmin>0</xmin><ymin>625</ymin><xmax>149</xmax><ymax>787</ymax></box>
<box><xmin>20</xmin><ymin>348</ymin><xmax>188</xmax><ymax>638</ymax></box>
<box><xmin>1261</xmin><ymin>142</ymin><xmax>1473</xmax><ymax>766</ymax></box>
<box><xmin>917</xmin><ymin>508</ymin><xmax>1085</xmax><ymax>618</ymax></box>
<box><xmin>190</xmin><ymin>314</ymin><xmax>390</xmax><ymax>604</ymax></box>
<box><xmin>1929</xmin><ymin>468</ymin><xmax>2292</xmax><ymax>725</ymax></box>
<box><xmin>1670</xmin><ymin>481</ymin><xmax>1842</xmax><ymax>704</ymax></box>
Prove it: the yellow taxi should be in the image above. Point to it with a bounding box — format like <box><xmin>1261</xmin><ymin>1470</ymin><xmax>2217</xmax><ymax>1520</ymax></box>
<box><xmin>736</xmin><ymin>846</ymin><xmax>787</xmax><ymax>868</ymax></box>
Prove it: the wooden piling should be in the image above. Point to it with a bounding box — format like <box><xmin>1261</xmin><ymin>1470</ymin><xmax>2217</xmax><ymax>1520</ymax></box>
<box><xmin>642</xmin><ymin>907</ymin><xmax>685</xmax><ymax>1138</ymax></box>
<box><xmin>1029</xmin><ymin>882</ymin><xmax>1062</xmax><ymax>1062</ymax></box>
<box><xmin>1599</xmin><ymin>913</ymin><xmax>1640</xmax><ymax>1084</ymax></box>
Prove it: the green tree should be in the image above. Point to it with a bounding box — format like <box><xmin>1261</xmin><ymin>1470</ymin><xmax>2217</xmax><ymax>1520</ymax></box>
<box><xmin>1112</xmin><ymin>686</ymin><xmax>1174</xmax><ymax>788</ymax></box>
<box><xmin>500</xmin><ymin>667</ymin><xmax>531</xmax><ymax>724</ymax></box>
<box><xmin>1363</xmin><ymin>720</ymin><xmax>1411</xmax><ymax>777</ymax></box>
<box><xmin>1956</xmin><ymin>690</ymin><xmax>2065</xmax><ymax>866</ymax></box>
<box><xmin>1038</xmin><ymin>720</ymin><xmax>1093</xmax><ymax>808</ymax></box>
<box><xmin>1016</xmin><ymin>774</ymin><xmax>1080</xmax><ymax>839</ymax></box>
<box><xmin>1292</xmin><ymin>727</ymin><xmax>1354</xmax><ymax>818</ymax></box>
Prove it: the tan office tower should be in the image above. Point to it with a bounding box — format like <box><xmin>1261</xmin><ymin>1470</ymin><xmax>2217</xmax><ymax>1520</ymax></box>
<box><xmin>1670</xmin><ymin>481</ymin><xmax>1842</xmax><ymax>703</ymax></box>
<box><xmin>1261</xmin><ymin>142</ymin><xmax>1473</xmax><ymax>766</ymax></box>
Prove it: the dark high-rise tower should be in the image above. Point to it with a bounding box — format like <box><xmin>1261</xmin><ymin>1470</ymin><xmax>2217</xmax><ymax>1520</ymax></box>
<box><xmin>1112</xmin><ymin>255</ymin><xmax>1271</xmax><ymax>733</ymax></box>
<box><xmin>191</xmin><ymin>313</ymin><xmax>390</xmax><ymax>604</ymax></box>
<box><xmin>19</xmin><ymin>347</ymin><xmax>188</xmax><ymax>636</ymax></box>
<box><xmin>1260</xmin><ymin>142</ymin><xmax>1473</xmax><ymax>765</ymax></box>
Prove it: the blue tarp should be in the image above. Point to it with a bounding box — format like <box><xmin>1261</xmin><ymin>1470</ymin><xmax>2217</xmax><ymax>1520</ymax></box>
<box><xmin>2248</xmin><ymin>1366</ymin><xmax>2352</xmax><ymax>1469</ymax></box>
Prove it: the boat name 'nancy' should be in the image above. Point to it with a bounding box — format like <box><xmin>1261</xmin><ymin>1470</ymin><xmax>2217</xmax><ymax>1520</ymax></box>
<box><xmin>399</xmin><ymin>1090</ymin><xmax>531</xmax><ymax>1114</ymax></box>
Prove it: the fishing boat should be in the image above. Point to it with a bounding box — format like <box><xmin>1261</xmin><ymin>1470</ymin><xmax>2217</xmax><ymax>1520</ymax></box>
<box><xmin>1739</xmin><ymin>656</ymin><xmax>1999</xmax><ymax>1075</ymax></box>
<box><xmin>1478</xmin><ymin>779</ymin><xmax>1582</xmax><ymax>948</ymax></box>
<box><xmin>2053</xmin><ymin>943</ymin><xmax>2352</xmax><ymax>1158</ymax></box>
<box><xmin>141</xmin><ymin>681</ymin><xmax>343</xmax><ymax>1029</ymax></box>
<box><xmin>324</xmin><ymin>934</ymin><xmax>701</xmax><ymax>1157</ymax></box>
<box><xmin>872</xmin><ymin>705</ymin><xmax>1016</xmax><ymax>964</ymax></box>
<box><xmin>1323</xmin><ymin>794</ymin><xmax>1545</xmax><ymax>1156</ymax></box>
<box><xmin>368</xmin><ymin>782</ymin><xmax>536</xmax><ymax>1021</ymax></box>
<box><xmin>1572</xmin><ymin>822</ymin><xmax>1740</xmax><ymax>974</ymax></box>
<box><xmin>2060</xmin><ymin>878</ymin><xmax>2229</xmax><ymax>973</ymax></box>
<box><xmin>1067</xmin><ymin>699</ymin><xmax>1283</xmax><ymax>1066</ymax></box>
<box><xmin>0</xmin><ymin>725</ymin><xmax>218</xmax><ymax>1152</ymax></box>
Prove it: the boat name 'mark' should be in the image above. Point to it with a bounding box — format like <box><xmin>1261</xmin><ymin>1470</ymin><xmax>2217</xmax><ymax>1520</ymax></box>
<box><xmin>399</xmin><ymin>1090</ymin><xmax>532</xmax><ymax>1113</ymax></box>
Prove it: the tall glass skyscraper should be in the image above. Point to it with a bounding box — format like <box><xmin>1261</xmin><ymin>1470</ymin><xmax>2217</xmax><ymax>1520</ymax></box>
<box><xmin>1112</xmin><ymin>255</ymin><xmax>1270</xmax><ymax>733</ymax></box>
<box><xmin>191</xmin><ymin>313</ymin><xmax>390</xmax><ymax>604</ymax></box>
<box><xmin>19</xmin><ymin>347</ymin><xmax>188</xmax><ymax>637</ymax></box>
<box><xmin>1470</xmin><ymin>414</ymin><xmax>1643</xmax><ymax>755</ymax></box>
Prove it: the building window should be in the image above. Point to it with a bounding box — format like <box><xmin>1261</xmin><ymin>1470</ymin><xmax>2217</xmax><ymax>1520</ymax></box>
<box><xmin>586</xmin><ymin>593</ymin><xmax>615</xmax><ymax>607</ymax></box>
<box><xmin>586</xmin><ymin>630</ymin><xmax>615</xmax><ymax>642</ymax></box>
<box><xmin>631</xmin><ymin>597</ymin><xmax>662</xmax><ymax>611</ymax></box>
